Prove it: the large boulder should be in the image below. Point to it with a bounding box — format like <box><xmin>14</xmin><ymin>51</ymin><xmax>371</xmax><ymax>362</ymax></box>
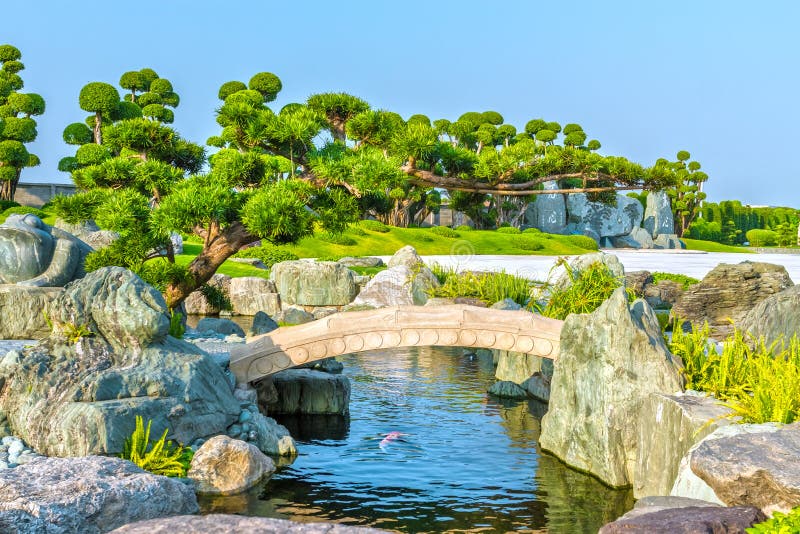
<box><xmin>228</xmin><ymin>277</ymin><xmax>280</xmax><ymax>316</ymax></box>
<box><xmin>633</xmin><ymin>392</ymin><xmax>733</xmax><ymax>498</ymax></box>
<box><xmin>337</xmin><ymin>256</ymin><xmax>384</xmax><ymax>268</ymax></box>
<box><xmin>690</xmin><ymin>422</ymin><xmax>800</xmax><ymax>513</ymax></box>
<box><xmin>387</xmin><ymin>245</ymin><xmax>425</xmax><ymax>269</ymax></box>
<box><xmin>599</xmin><ymin>504</ymin><xmax>764</xmax><ymax>534</ymax></box>
<box><xmin>267</xmin><ymin>369</ymin><xmax>351</xmax><ymax>415</ymax></box>
<box><xmin>109</xmin><ymin>514</ymin><xmax>386</xmax><ymax>534</ymax></box>
<box><xmin>183</xmin><ymin>274</ymin><xmax>231</xmax><ymax>316</ymax></box>
<box><xmin>738</xmin><ymin>285</ymin><xmax>800</xmax><ymax>349</ymax></box>
<box><xmin>353</xmin><ymin>265</ymin><xmax>438</xmax><ymax>307</ymax></box>
<box><xmin>643</xmin><ymin>191</ymin><xmax>675</xmax><ymax>238</ymax></box>
<box><xmin>525</xmin><ymin>180</ymin><xmax>567</xmax><ymax>234</ymax></box>
<box><xmin>187</xmin><ymin>435</ymin><xmax>275</xmax><ymax>495</ymax></box>
<box><xmin>271</xmin><ymin>260</ymin><xmax>358</xmax><ymax>306</ymax></box>
<box><xmin>0</xmin><ymin>267</ymin><xmax>242</xmax><ymax>456</ymax></box>
<box><xmin>672</xmin><ymin>262</ymin><xmax>793</xmax><ymax>338</ymax></box>
<box><xmin>494</xmin><ymin>350</ymin><xmax>543</xmax><ymax>384</ymax></box>
<box><xmin>565</xmin><ymin>193</ymin><xmax>644</xmax><ymax>239</ymax></box>
<box><xmin>654</xmin><ymin>233</ymin><xmax>686</xmax><ymax>249</ymax></box>
<box><xmin>247</xmin><ymin>311</ymin><xmax>278</xmax><ymax>337</ymax></box>
<box><xmin>249</xmin><ymin>411</ymin><xmax>297</xmax><ymax>456</ymax></box>
<box><xmin>195</xmin><ymin>318</ymin><xmax>245</xmax><ymax>338</ymax></box>
<box><xmin>0</xmin><ymin>456</ymin><xmax>198</xmax><ymax>534</ymax></box>
<box><xmin>539</xmin><ymin>288</ymin><xmax>684</xmax><ymax>487</ymax></box>
<box><xmin>0</xmin><ymin>214</ymin><xmax>90</xmax><ymax>287</ymax></box>
<box><xmin>0</xmin><ymin>285</ymin><xmax>61</xmax><ymax>339</ymax></box>
<box><xmin>612</xmin><ymin>227</ymin><xmax>655</xmax><ymax>249</ymax></box>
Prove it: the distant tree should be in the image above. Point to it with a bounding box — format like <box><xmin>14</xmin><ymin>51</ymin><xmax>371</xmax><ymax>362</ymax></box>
<box><xmin>662</xmin><ymin>150</ymin><xmax>709</xmax><ymax>236</ymax></box>
<box><xmin>0</xmin><ymin>44</ymin><xmax>44</xmax><ymax>201</ymax></box>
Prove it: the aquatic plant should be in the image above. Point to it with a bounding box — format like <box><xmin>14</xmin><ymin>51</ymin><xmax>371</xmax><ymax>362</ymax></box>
<box><xmin>120</xmin><ymin>416</ymin><xmax>191</xmax><ymax>477</ymax></box>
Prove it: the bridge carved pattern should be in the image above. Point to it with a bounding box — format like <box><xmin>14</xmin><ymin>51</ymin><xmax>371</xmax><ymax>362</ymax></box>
<box><xmin>230</xmin><ymin>304</ymin><xmax>564</xmax><ymax>383</ymax></box>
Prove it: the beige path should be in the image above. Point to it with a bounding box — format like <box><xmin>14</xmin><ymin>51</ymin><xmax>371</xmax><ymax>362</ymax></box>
<box><xmin>229</xmin><ymin>305</ymin><xmax>563</xmax><ymax>383</ymax></box>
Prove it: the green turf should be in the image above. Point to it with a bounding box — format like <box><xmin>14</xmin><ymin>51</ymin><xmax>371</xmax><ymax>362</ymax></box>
<box><xmin>175</xmin><ymin>242</ymin><xmax>271</xmax><ymax>279</ymax></box>
<box><xmin>681</xmin><ymin>238</ymin><xmax>754</xmax><ymax>253</ymax></box>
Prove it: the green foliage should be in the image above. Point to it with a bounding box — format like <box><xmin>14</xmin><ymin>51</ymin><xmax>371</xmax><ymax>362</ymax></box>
<box><xmin>671</xmin><ymin>325</ymin><xmax>800</xmax><ymax>424</ymax></box>
<box><xmin>746</xmin><ymin>505</ymin><xmax>800</xmax><ymax>533</ymax></box>
<box><xmin>3</xmin><ymin>205</ymin><xmax>45</xmax><ymax>218</ymax></box>
<box><xmin>120</xmin><ymin>416</ymin><xmax>190</xmax><ymax>478</ymax></box>
<box><xmin>522</xmin><ymin>227</ymin><xmax>542</xmax><ymax>234</ymax></box>
<box><xmin>455</xmin><ymin>224</ymin><xmax>473</xmax><ymax>231</ymax></box>
<box><xmin>318</xmin><ymin>232</ymin><xmax>357</xmax><ymax>246</ymax></box>
<box><xmin>199</xmin><ymin>283</ymin><xmax>231</xmax><ymax>311</ymax></box>
<box><xmin>233</xmin><ymin>244</ymin><xmax>299</xmax><ymax>268</ymax></box>
<box><xmin>496</xmin><ymin>226</ymin><xmax>521</xmax><ymax>234</ymax></box>
<box><xmin>745</xmin><ymin>228</ymin><xmax>778</xmax><ymax>247</ymax></box>
<box><xmin>0</xmin><ymin>200</ymin><xmax>19</xmax><ymax>211</ymax></box>
<box><xmin>248</xmin><ymin>72</ymin><xmax>282</xmax><ymax>102</ymax></box>
<box><xmin>168</xmin><ymin>311</ymin><xmax>185</xmax><ymax>339</ymax></box>
<box><xmin>60</xmin><ymin>321</ymin><xmax>94</xmax><ymax>344</ymax></box>
<box><xmin>538</xmin><ymin>260</ymin><xmax>625</xmax><ymax>319</ymax></box>
<box><xmin>63</xmin><ymin>122</ymin><xmax>92</xmax><ymax>145</ymax></box>
<box><xmin>359</xmin><ymin>219</ymin><xmax>390</xmax><ymax>233</ymax></box>
<box><xmin>49</xmin><ymin>189</ymin><xmax>110</xmax><ymax>223</ymax></box>
<box><xmin>79</xmin><ymin>82</ymin><xmax>120</xmax><ymax>113</ymax></box>
<box><xmin>75</xmin><ymin>143</ymin><xmax>110</xmax><ymax>165</ymax></box>
<box><xmin>516</xmin><ymin>237</ymin><xmax>544</xmax><ymax>251</ymax></box>
<box><xmin>651</xmin><ymin>272</ymin><xmax>699</xmax><ymax>289</ymax></box>
<box><xmin>563</xmin><ymin>234</ymin><xmax>599</xmax><ymax>250</ymax></box>
<box><xmin>428</xmin><ymin>225</ymin><xmax>460</xmax><ymax>238</ymax></box>
<box><xmin>429</xmin><ymin>265</ymin><xmax>534</xmax><ymax>306</ymax></box>
<box><xmin>218</xmin><ymin>80</ymin><xmax>247</xmax><ymax>100</ymax></box>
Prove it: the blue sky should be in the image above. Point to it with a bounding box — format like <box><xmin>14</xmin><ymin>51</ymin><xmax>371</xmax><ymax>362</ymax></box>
<box><xmin>4</xmin><ymin>1</ymin><xmax>799</xmax><ymax>206</ymax></box>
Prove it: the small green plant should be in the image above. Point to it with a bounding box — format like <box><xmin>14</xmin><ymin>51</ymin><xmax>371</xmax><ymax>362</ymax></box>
<box><xmin>537</xmin><ymin>260</ymin><xmax>625</xmax><ymax>319</ymax></box>
<box><xmin>522</xmin><ymin>227</ymin><xmax>542</xmax><ymax>234</ymax></box>
<box><xmin>169</xmin><ymin>311</ymin><xmax>185</xmax><ymax>339</ymax></box>
<box><xmin>428</xmin><ymin>264</ymin><xmax>533</xmax><ymax>306</ymax></box>
<box><xmin>3</xmin><ymin>206</ymin><xmax>47</xmax><ymax>218</ymax></box>
<box><xmin>516</xmin><ymin>237</ymin><xmax>544</xmax><ymax>251</ymax></box>
<box><xmin>455</xmin><ymin>225</ymin><xmax>473</xmax><ymax>231</ymax></box>
<box><xmin>120</xmin><ymin>416</ymin><xmax>191</xmax><ymax>477</ymax></box>
<box><xmin>62</xmin><ymin>322</ymin><xmax>94</xmax><ymax>343</ymax></box>
<box><xmin>359</xmin><ymin>219</ymin><xmax>390</xmax><ymax>233</ymax></box>
<box><xmin>652</xmin><ymin>272</ymin><xmax>700</xmax><ymax>289</ymax></box>
<box><xmin>747</xmin><ymin>505</ymin><xmax>800</xmax><ymax>533</ymax></box>
<box><xmin>233</xmin><ymin>244</ymin><xmax>299</xmax><ymax>268</ymax></box>
<box><xmin>496</xmin><ymin>226</ymin><xmax>521</xmax><ymax>234</ymax></box>
<box><xmin>318</xmin><ymin>232</ymin><xmax>357</xmax><ymax>246</ymax></box>
<box><xmin>199</xmin><ymin>283</ymin><xmax>231</xmax><ymax>311</ymax></box>
<box><xmin>428</xmin><ymin>226</ymin><xmax>460</xmax><ymax>238</ymax></box>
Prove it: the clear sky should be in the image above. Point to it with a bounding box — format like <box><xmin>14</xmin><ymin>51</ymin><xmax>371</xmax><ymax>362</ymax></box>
<box><xmin>4</xmin><ymin>0</ymin><xmax>799</xmax><ymax>207</ymax></box>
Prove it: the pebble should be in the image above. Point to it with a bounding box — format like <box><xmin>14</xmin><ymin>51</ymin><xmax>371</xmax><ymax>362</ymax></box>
<box><xmin>238</xmin><ymin>410</ymin><xmax>252</xmax><ymax>423</ymax></box>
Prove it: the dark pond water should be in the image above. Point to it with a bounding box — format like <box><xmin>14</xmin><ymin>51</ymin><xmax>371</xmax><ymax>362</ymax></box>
<box><xmin>200</xmin><ymin>347</ymin><xmax>633</xmax><ymax>533</ymax></box>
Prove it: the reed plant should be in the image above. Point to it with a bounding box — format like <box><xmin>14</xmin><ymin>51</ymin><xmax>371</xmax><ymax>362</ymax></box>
<box><xmin>428</xmin><ymin>264</ymin><xmax>534</xmax><ymax>306</ymax></box>
<box><xmin>538</xmin><ymin>260</ymin><xmax>626</xmax><ymax>320</ymax></box>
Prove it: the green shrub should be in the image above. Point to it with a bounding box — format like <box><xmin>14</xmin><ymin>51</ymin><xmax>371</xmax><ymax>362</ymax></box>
<box><xmin>745</xmin><ymin>228</ymin><xmax>778</xmax><ymax>247</ymax></box>
<box><xmin>522</xmin><ymin>227</ymin><xmax>542</xmax><ymax>234</ymax></box>
<box><xmin>428</xmin><ymin>226</ymin><xmax>460</xmax><ymax>238</ymax></box>
<box><xmin>360</xmin><ymin>219</ymin><xmax>390</xmax><ymax>233</ymax></box>
<box><xmin>234</xmin><ymin>244</ymin><xmax>299</xmax><ymax>268</ymax></box>
<box><xmin>200</xmin><ymin>283</ymin><xmax>231</xmax><ymax>311</ymax></box>
<box><xmin>318</xmin><ymin>232</ymin><xmax>357</xmax><ymax>246</ymax></box>
<box><xmin>539</xmin><ymin>260</ymin><xmax>625</xmax><ymax>319</ymax></box>
<box><xmin>563</xmin><ymin>234</ymin><xmax>599</xmax><ymax>250</ymax></box>
<box><xmin>651</xmin><ymin>272</ymin><xmax>700</xmax><ymax>289</ymax></box>
<box><xmin>0</xmin><ymin>200</ymin><xmax>20</xmax><ymax>212</ymax></box>
<box><xmin>671</xmin><ymin>324</ymin><xmax>800</xmax><ymax>424</ymax></box>
<box><xmin>347</xmin><ymin>226</ymin><xmax>367</xmax><ymax>236</ymax></box>
<box><xmin>429</xmin><ymin>264</ymin><xmax>533</xmax><ymax>306</ymax></box>
<box><xmin>496</xmin><ymin>226</ymin><xmax>521</xmax><ymax>234</ymax></box>
<box><xmin>120</xmin><ymin>416</ymin><xmax>192</xmax><ymax>477</ymax></box>
<box><xmin>517</xmin><ymin>237</ymin><xmax>544</xmax><ymax>251</ymax></box>
<box><xmin>3</xmin><ymin>206</ymin><xmax>46</xmax><ymax>218</ymax></box>
<box><xmin>747</xmin><ymin>505</ymin><xmax>800</xmax><ymax>533</ymax></box>
<box><xmin>455</xmin><ymin>225</ymin><xmax>473</xmax><ymax>231</ymax></box>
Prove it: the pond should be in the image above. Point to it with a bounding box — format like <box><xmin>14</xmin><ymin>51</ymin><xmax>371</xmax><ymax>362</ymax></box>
<box><xmin>200</xmin><ymin>347</ymin><xmax>633</xmax><ymax>533</ymax></box>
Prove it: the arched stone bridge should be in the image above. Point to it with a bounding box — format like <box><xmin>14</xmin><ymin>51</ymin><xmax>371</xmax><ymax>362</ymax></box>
<box><xmin>229</xmin><ymin>304</ymin><xmax>564</xmax><ymax>384</ymax></box>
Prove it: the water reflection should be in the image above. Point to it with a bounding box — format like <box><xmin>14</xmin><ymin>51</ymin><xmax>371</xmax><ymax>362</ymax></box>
<box><xmin>200</xmin><ymin>347</ymin><xmax>632</xmax><ymax>533</ymax></box>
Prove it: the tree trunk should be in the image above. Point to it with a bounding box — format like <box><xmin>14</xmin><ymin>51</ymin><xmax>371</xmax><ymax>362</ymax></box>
<box><xmin>94</xmin><ymin>111</ymin><xmax>103</xmax><ymax>144</ymax></box>
<box><xmin>0</xmin><ymin>168</ymin><xmax>21</xmax><ymax>202</ymax></box>
<box><xmin>163</xmin><ymin>221</ymin><xmax>256</xmax><ymax>309</ymax></box>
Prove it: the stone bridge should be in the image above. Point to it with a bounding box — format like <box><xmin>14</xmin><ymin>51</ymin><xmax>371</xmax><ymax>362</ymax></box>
<box><xmin>229</xmin><ymin>304</ymin><xmax>564</xmax><ymax>383</ymax></box>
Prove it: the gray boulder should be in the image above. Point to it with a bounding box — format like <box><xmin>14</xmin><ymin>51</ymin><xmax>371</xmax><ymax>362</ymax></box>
<box><xmin>539</xmin><ymin>288</ymin><xmax>684</xmax><ymax>488</ymax></box>
<box><xmin>526</xmin><ymin>180</ymin><xmax>567</xmax><ymax>234</ymax></box>
<box><xmin>247</xmin><ymin>311</ymin><xmax>279</xmax><ymax>337</ymax></box>
<box><xmin>275</xmin><ymin>306</ymin><xmax>315</xmax><ymax>325</ymax></box>
<box><xmin>353</xmin><ymin>264</ymin><xmax>438</xmax><ymax>308</ymax></box>
<box><xmin>487</xmin><ymin>380</ymin><xmax>528</xmax><ymax>399</ymax></box>
<box><xmin>738</xmin><ymin>285</ymin><xmax>800</xmax><ymax>350</ymax></box>
<box><xmin>0</xmin><ymin>214</ymin><xmax>90</xmax><ymax>287</ymax></box>
<box><xmin>337</xmin><ymin>256</ymin><xmax>385</xmax><ymax>268</ymax></box>
<box><xmin>0</xmin><ymin>456</ymin><xmax>198</xmax><ymax>534</ymax></box>
<box><xmin>690</xmin><ymin>422</ymin><xmax>800</xmax><ymax>513</ymax></box>
<box><xmin>490</xmin><ymin>298</ymin><xmax>522</xmax><ymax>310</ymax></box>
<box><xmin>643</xmin><ymin>191</ymin><xmax>675</xmax><ymax>238</ymax></box>
<box><xmin>196</xmin><ymin>317</ymin><xmax>245</xmax><ymax>337</ymax></box>
<box><xmin>494</xmin><ymin>350</ymin><xmax>543</xmax><ymax>384</ymax></box>
<box><xmin>634</xmin><ymin>392</ymin><xmax>733</xmax><ymax>498</ymax></box>
<box><xmin>521</xmin><ymin>373</ymin><xmax>551</xmax><ymax>402</ymax></box>
<box><xmin>109</xmin><ymin>514</ymin><xmax>386</xmax><ymax>534</ymax></box>
<box><xmin>187</xmin><ymin>435</ymin><xmax>275</xmax><ymax>496</ymax></box>
<box><xmin>645</xmin><ymin>279</ymin><xmax>685</xmax><ymax>309</ymax></box>
<box><xmin>387</xmin><ymin>245</ymin><xmax>425</xmax><ymax>269</ymax></box>
<box><xmin>599</xmin><ymin>504</ymin><xmax>764</xmax><ymax>534</ymax></box>
<box><xmin>271</xmin><ymin>260</ymin><xmax>358</xmax><ymax>306</ymax></box>
<box><xmin>566</xmin><ymin>193</ymin><xmax>644</xmax><ymax>238</ymax></box>
<box><xmin>0</xmin><ymin>285</ymin><xmax>61</xmax><ymax>339</ymax></box>
<box><xmin>672</xmin><ymin>261</ymin><xmax>793</xmax><ymax>338</ymax></box>
<box><xmin>183</xmin><ymin>274</ymin><xmax>231</xmax><ymax>316</ymax></box>
<box><xmin>0</xmin><ymin>267</ymin><xmax>241</xmax><ymax>456</ymax></box>
<box><xmin>229</xmin><ymin>277</ymin><xmax>280</xmax><ymax>316</ymax></box>
<box><xmin>612</xmin><ymin>227</ymin><xmax>655</xmax><ymax>249</ymax></box>
<box><xmin>267</xmin><ymin>369</ymin><xmax>351</xmax><ymax>415</ymax></box>
<box><xmin>249</xmin><ymin>411</ymin><xmax>297</xmax><ymax>456</ymax></box>
<box><xmin>654</xmin><ymin>233</ymin><xmax>686</xmax><ymax>249</ymax></box>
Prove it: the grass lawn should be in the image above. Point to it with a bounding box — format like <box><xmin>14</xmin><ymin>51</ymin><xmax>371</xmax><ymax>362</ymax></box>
<box><xmin>681</xmin><ymin>238</ymin><xmax>754</xmax><ymax>253</ymax></box>
<box><xmin>176</xmin><ymin>243</ymin><xmax>271</xmax><ymax>279</ymax></box>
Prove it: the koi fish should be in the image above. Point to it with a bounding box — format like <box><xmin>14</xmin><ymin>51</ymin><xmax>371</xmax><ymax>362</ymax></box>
<box><xmin>379</xmin><ymin>431</ymin><xmax>408</xmax><ymax>448</ymax></box>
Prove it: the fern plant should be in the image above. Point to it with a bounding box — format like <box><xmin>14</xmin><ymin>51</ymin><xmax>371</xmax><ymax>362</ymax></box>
<box><xmin>747</xmin><ymin>505</ymin><xmax>800</xmax><ymax>533</ymax></box>
<box><xmin>120</xmin><ymin>416</ymin><xmax>191</xmax><ymax>477</ymax></box>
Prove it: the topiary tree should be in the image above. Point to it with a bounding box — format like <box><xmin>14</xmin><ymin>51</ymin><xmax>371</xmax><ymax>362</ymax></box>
<box><xmin>0</xmin><ymin>44</ymin><xmax>44</xmax><ymax>201</ymax></box>
<box><xmin>661</xmin><ymin>150</ymin><xmax>709</xmax><ymax>236</ymax></box>
<box><xmin>79</xmin><ymin>82</ymin><xmax>120</xmax><ymax>144</ymax></box>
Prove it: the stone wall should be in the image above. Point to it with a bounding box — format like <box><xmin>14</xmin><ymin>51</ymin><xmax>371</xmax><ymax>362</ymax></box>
<box><xmin>14</xmin><ymin>182</ymin><xmax>77</xmax><ymax>208</ymax></box>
